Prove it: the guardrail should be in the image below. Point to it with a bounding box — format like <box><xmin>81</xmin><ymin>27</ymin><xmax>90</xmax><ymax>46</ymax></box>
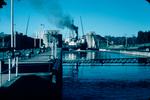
<box><xmin>63</xmin><ymin>58</ymin><xmax>150</xmax><ymax>65</ymax></box>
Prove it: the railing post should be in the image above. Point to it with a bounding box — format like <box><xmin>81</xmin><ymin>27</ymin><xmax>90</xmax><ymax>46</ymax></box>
<box><xmin>8</xmin><ymin>58</ymin><xmax>11</xmax><ymax>81</ymax></box>
<box><xmin>51</xmin><ymin>42</ymin><xmax>54</xmax><ymax>58</ymax></box>
<box><xmin>12</xmin><ymin>57</ymin><xmax>15</xmax><ymax>68</ymax></box>
<box><xmin>15</xmin><ymin>57</ymin><xmax>18</xmax><ymax>77</ymax></box>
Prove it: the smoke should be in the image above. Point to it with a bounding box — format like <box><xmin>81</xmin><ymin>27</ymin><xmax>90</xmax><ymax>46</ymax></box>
<box><xmin>29</xmin><ymin>0</ymin><xmax>78</xmax><ymax>31</ymax></box>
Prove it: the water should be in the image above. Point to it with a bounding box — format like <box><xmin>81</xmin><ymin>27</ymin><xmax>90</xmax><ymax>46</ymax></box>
<box><xmin>63</xmin><ymin>51</ymin><xmax>137</xmax><ymax>60</ymax></box>
<box><xmin>62</xmin><ymin>51</ymin><xmax>150</xmax><ymax>100</ymax></box>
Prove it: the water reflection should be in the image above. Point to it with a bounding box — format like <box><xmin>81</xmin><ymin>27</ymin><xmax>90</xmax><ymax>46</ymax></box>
<box><xmin>64</xmin><ymin>65</ymin><xmax>150</xmax><ymax>82</ymax></box>
<box><xmin>68</xmin><ymin>53</ymin><xmax>77</xmax><ymax>60</ymax></box>
<box><xmin>63</xmin><ymin>51</ymin><xmax>137</xmax><ymax>60</ymax></box>
<box><xmin>63</xmin><ymin>51</ymin><xmax>150</xmax><ymax>100</ymax></box>
<box><xmin>63</xmin><ymin>51</ymin><xmax>150</xmax><ymax>81</ymax></box>
<box><xmin>72</xmin><ymin>65</ymin><xmax>79</xmax><ymax>81</ymax></box>
<box><xmin>86</xmin><ymin>51</ymin><xmax>96</xmax><ymax>60</ymax></box>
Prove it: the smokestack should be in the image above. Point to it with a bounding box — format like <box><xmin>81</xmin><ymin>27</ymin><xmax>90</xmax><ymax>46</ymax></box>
<box><xmin>75</xmin><ymin>26</ymin><xmax>78</xmax><ymax>40</ymax></box>
<box><xmin>71</xmin><ymin>24</ymin><xmax>78</xmax><ymax>34</ymax></box>
<box><xmin>72</xmin><ymin>24</ymin><xmax>78</xmax><ymax>40</ymax></box>
<box><xmin>70</xmin><ymin>20</ymin><xmax>78</xmax><ymax>40</ymax></box>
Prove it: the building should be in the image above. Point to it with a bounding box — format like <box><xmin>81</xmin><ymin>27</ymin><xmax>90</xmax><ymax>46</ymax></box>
<box><xmin>85</xmin><ymin>32</ymin><xmax>107</xmax><ymax>50</ymax></box>
<box><xmin>0</xmin><ymin>32</ymin><xmax>41</xmax><ymax>51</ymax></box>
<box><xmin>43</xmin><ymin>30</ymin><xmax>62</xmax><ymax>48</ymax></box>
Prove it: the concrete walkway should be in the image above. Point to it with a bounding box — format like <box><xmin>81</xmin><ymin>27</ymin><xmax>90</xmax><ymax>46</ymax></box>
<box><xmin>19</xmin><ymin>51</ymin><xmax>51</xmax><ymax>63</ymax></box>
<box><xmin>0</xmin><ymin>51</ymin><xmax>52</xmax><ymax>87</ymax></box>
<box><xmin>0</xmin><ymin>74</ymin><xmax>19</xmax><ymax>87</ymax></box>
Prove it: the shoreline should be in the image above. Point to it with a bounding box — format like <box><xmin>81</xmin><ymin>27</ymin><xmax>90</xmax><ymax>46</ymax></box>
<box><xmin>99</xmin><ymin>49</ymin><xmax>150</xmax><ymax>58</ymax></box>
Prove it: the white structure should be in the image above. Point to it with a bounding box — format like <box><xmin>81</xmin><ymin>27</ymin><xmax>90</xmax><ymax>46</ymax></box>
<box><xmin>43</xmin><ymin>30</ymin><xmax>60</xmax><ymax>58</ymax></box>
<box><xmin>85</xmin><ymin>32</ymin><xmax>97</xmax><ymax>49</ymax></box>
<box><xmin>43</xmin><ymin>30</ymin><xmax>59</xmax><ymax>48</ymax></box>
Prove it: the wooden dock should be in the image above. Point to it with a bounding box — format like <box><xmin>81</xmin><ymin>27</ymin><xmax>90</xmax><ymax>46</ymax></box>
<box><xmin>0</xmin><ymin>48</ymin><xmax>62</xmax><ymax>99</ymax></box>
<box><xmin>0</xmin><ymin>50</ymin><xmax>60</xmax><ymax>87</ymax></box>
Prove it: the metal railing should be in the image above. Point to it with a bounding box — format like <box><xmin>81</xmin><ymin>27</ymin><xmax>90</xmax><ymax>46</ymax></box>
<box><xmin>63</xmin><ymin>57</ymin><xmax>150</xmax><ymax>65</ymax></box>
<box><xmin>0</xmin><ymin>48</ymin><xmax>59</xmax><ymax>87</ymax></box>
<box><xmin>0</xmin><ymin>57</ymin><xmax>18</xmax><ymax>87</ymax></box>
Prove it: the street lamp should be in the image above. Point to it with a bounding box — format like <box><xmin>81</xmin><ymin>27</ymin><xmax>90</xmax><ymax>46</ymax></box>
<box><xmin>40</xmin><ymin>24</ymin><xmax>45</xmax><ymax>48</ymax></box>
<box><xmin>11</xmin><ymin>0</ymin><xmax>14</xmax><ymax>54</ymax></box>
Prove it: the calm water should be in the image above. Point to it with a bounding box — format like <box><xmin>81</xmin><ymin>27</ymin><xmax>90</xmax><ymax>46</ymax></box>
<box><xmin>62</xmin><ymin>51</ymin><xmax>150</xmax><ymax>100</ymax></box>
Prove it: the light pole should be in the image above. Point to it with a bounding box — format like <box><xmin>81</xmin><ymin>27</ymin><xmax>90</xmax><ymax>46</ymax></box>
<box><xmin>14</xmin><ymin>24</ymin><xmax>16</xmax><ymax>49</ymax></box>
<box><xmin>11</xmin><ymin>0</ymin><xmax>14</xmax><ymax>54</ymax></box>
<box><xmin>8</xmin><ymin>0</ymin><xmax>14</xmax><ymax>82</ymax></box>
<box><xmin>40</xmin><ymin>24</ymin><xmax>45</xmax><ymax>48</ymax></box>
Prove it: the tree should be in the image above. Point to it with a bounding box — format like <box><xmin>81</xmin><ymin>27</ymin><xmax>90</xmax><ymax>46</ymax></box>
<box><xmin>0</xmin><ymin>0</ymin><xmax>7</xmax><ymax>8</ymax></box>
<box><xmin>146</xmin><ymin>0</ymin><xmax>150</xmax><ymax>3</ymax></box>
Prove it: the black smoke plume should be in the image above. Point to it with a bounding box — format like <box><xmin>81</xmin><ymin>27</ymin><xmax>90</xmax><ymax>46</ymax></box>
<box><xmin>30</xmin><ymin>0</ymin><xmax>78</xmax><ymax>32</ymax></box>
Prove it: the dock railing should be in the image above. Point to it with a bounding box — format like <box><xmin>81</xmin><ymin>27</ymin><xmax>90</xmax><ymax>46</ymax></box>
<box><xmin>0</xmin><ymin>56</ymin><xmax>19</xmax><ymax>87</ymax></box>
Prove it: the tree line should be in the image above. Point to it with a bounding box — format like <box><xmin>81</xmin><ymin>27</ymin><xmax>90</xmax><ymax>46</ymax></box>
<box><xmin>105</xmin><ymin>30</ymin><xmax>150</xmax><ymax>46</ymax></box>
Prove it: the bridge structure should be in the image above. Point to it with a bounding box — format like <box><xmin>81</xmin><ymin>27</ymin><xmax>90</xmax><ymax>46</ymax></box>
<box><xmin>63</xmin><ymin>57</ymin><xmax>150</xmax><ymax>65</ymax></box>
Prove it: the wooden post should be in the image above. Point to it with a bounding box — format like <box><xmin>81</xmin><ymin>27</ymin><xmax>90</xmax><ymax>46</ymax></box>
<box><xmin>8</xmin><ymin>58</ymin><xmax>11</xmax><ymax>81</ymax></box>
<box><xmin>56</xmin><ymin>48</ymin><xmax>62</xmax><ymax>100</ymax></box>
<box><xmin>11</xmin><ymin>0</ymin><xmax>14</xmax><ymax>49</ymax></box>
<box><xmin>34</xmin><ymin>38</ymin><xmax>36</xmax><ymax>48</ymax></box>
<box><xmin>15</xmin><ymin>57</ymin><xmax>18</xmax><ymax>77</ymax></box>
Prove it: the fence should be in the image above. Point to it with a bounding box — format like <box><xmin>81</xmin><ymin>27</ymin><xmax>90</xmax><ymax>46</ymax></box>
<box><xmin>0</xmin><ymin>57</ymin><xmax>18</xmax><ymax>87</ymax></box>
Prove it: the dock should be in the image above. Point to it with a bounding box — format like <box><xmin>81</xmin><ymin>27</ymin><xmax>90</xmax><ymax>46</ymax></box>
<box><xmin>0</xmin><ymin>49</ymin><xmax>62</xmax><ymax>99</ymax></box>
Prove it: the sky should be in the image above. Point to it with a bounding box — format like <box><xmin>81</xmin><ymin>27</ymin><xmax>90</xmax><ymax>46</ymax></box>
<box><xmin>0</xmin><ymin>0</ymin><xmax>150</xmax><ymax>38</ymax></box>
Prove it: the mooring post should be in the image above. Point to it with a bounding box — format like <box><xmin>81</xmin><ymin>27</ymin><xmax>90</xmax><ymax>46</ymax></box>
<box><xmin>15</xmin><ymin>57</ymin><xmax>18</xmax><ymax>77</ymax></box>
<box><xmin>12</xmin><ymin>57</ymin><xmax>15</xmax><ymax>68</ymax></box>
<box><xmin>8</xmin><ymin>58</ymin><xmax>11</xmax><ymax>81</ymax></box>
<box><xmin>56</xmin><ymin>48</ymin><xmax>62</xmax><ymax>86</ymax></box>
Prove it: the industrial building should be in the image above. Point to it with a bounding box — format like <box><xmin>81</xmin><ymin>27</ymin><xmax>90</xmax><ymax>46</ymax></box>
<box><xmin>0</xmin><ymin>32</ymin><xmax>41</xmax><ymax>51</ymax></box>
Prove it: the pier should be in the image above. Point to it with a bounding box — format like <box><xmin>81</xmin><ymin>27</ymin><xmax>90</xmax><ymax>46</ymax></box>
<box><xmin>0</xmin><ymin>48</ymin><xmax>62</xmax><ymax>99</ymax></box>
